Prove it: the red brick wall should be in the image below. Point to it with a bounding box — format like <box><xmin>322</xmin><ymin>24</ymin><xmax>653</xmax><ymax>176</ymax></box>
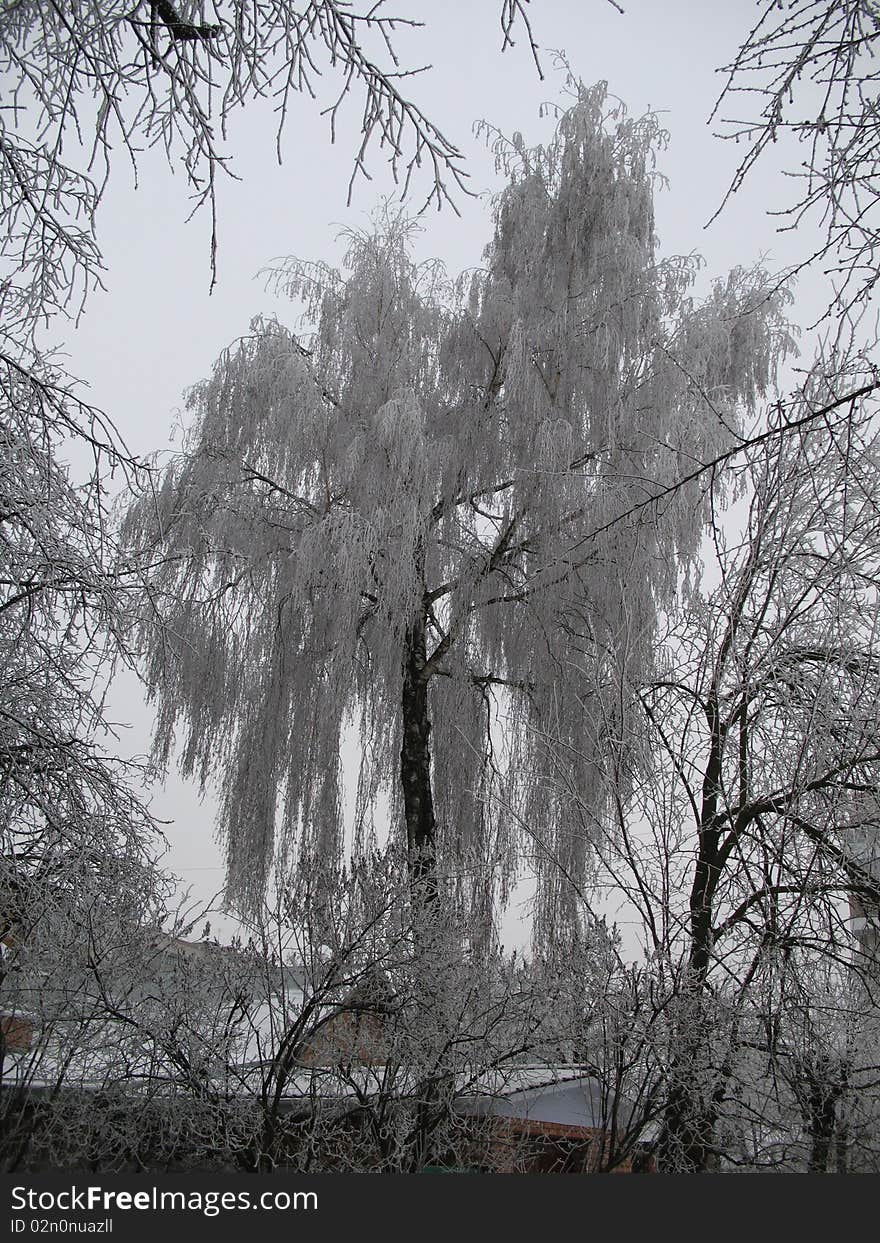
<box><xmin>485</xmin><ymin>1118</ymin><xmax>652</xmax><ymax>1173</ymax></box>
<box><xmin>296</xmin><ymin>1009</ymin><xmax>389</xmax><ymax>1067</ymax></box>
<box><xmin>1</xmin><ymin>1014</ymin><xmax>34</xmax><ymax>1052</ymax></box>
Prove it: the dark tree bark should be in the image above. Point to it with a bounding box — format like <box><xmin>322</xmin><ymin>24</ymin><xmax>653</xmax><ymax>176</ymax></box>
<box><xmin>151</xmin><ymin>1</ymin><xmax>221</xmax><ymax>42</ymax></box>
<box><xmin>399</xmin><ymin>610</ymin><xmax>447</xmax><ymax>1171</ymax></box>
<box><xmin>400</xmin><ymin>614</ymin><xmax>438</xmax><ymax>906</ymax></box>
<box><xmin>657</xmin><ymin>697</ymin><xmax>727</xmax><ymax>1172</ymax></box>
<box><xmin>800</xmin><ymin>1056</ymin><xmax>845</xmax><ymax>1173</ymax></box>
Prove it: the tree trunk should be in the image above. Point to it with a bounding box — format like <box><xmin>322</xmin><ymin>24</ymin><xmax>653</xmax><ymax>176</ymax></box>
<box><xmin>657</xmin><ymin>725</ymin><xmax>724</xmax><ymax>1172</ymax></box>
<box><xmin>400</xmin><ymin>614</ymin><xmax>438</xmax><ymax>906</ymax></box>
<box><xmin>656</xmin><ymin>988</ymin><xmax>721</xmax><ymax>1173</ymax></box>
<box><xmin>399</xmin><ymin>613</ymin><xmax>447</xmax><ymax>1170</ymax></box>
<box><xmin>804</xmin><ymin>1060</ymin><xmax>842</xmax><ymax>1173</ymax></box>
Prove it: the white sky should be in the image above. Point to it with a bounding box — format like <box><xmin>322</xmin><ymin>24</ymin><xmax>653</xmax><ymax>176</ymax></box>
<box><xmin>49</xmin><ymin>0</ymin><xmax>832</xmax><ymax>940</ymax></box>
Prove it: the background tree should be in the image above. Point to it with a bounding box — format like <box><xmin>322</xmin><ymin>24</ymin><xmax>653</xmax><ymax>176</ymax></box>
<box><xmin>0</xmin><ymin>831</ymin><xmax>179</xmax><ymax>1171</ymax></box>
<box><xmin>0</xmin><ymin>354</ymin><xmax>167</xmax><ymax>1113</ymax></box>
<box><xmin>554</xmin><ymin>360</ymin><xmax>880</xmax><ymax>1169</ymax></box>
<box><xmin>751</xmin><ymin>955</ymin><xmax>878</xmax><ymax>1172</ymax></box>
<box><xmin>123</xmin><ymin>80</ymin><xmax>790</xmax><ymax>941</ymax></box>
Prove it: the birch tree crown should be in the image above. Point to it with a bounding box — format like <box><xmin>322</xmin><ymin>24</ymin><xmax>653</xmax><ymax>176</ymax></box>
<box><xmin>124</xmin><ymin>79</ymin><xmax>792</xmax><ymax>937</ymax></box>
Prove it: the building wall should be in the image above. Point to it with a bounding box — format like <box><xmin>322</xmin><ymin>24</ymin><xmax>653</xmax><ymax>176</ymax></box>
<box><xmin>484</xmin><ymin>1119</ymin><xmax>651</xmax><ymax>1173</ymax></box>
<box><xmin>296</xmin><ymin>1009</ymin><xmax>389</xmax><ymax>1067</ymax></box>
<box><xmin>0</xmin><ymin>1014</ymin><xmax>34</xmax><ymax>1053</ymax></box>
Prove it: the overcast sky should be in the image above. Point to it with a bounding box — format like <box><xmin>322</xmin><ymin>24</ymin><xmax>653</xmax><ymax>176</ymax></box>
<box><xmin>54</xmin><ymin>1</ymin><xmax>831</xmax><ymax>941</ymax></box>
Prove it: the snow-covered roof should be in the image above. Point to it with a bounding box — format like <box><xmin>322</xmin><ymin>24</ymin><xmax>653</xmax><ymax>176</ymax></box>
<box><xmin>455</xmin><ymin>1065</ymin><xmax>609</xmax><ymax>1129</ymax></box>
<box><xmin>2</xmin><ymin>1060</ymin><xmax>650</xmax><ymax>1138</ymax></box>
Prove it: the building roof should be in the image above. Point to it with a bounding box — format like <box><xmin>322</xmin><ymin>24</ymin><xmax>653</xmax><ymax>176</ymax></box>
<box><xmin>3</xmin><ymin>1060</ymin><xmax>655</xmax><ymax>1141</ymax></box>
<box><xmin>455</xmin><ymin>1066</ymin><xmax>610</xmax><ymax>1130</ymax></box>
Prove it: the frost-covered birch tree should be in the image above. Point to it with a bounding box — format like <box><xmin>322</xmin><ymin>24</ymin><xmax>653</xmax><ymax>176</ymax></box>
<box><xmin>124</xmin><ymin>81</ymin><xmax>790</xmax><ymax>936</ymax></box>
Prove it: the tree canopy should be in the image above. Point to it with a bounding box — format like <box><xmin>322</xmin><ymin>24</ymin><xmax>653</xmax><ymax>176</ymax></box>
<box><xmin>125</xmin><ymin>81</ymin><xmax>792</xmax><ymax>939</ymax></box>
